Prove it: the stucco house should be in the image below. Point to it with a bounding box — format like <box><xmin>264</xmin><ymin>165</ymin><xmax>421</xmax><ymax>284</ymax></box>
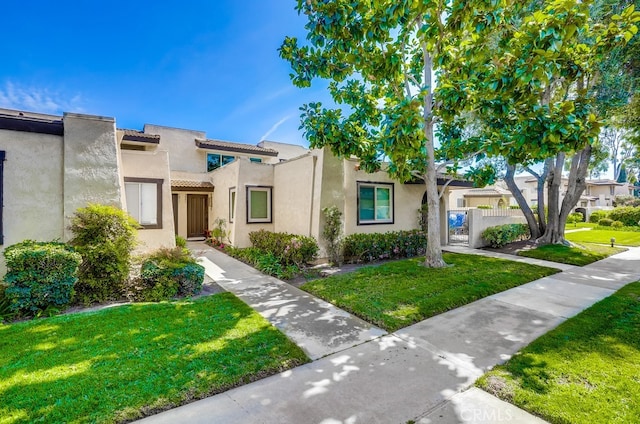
<box><xmin>1</xmin><ymin>107</ymin><xmax>471</xmax><ymax>268</ymax></box>
<box><xmin>449</xmin><ymin>185</ymin><xmax>514</xmax><ymax>209</ymax></box>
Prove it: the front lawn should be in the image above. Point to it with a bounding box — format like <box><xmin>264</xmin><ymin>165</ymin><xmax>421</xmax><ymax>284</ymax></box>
<box><xmin>477</xmin><ymin>281</ymin><xmax>640</xmax><ymax>424</ymax></box>
<box><xmin>518</xmin><ymin>243</ymin><xmax>625</xmax><ymax>266</ymax></box>
<box><xmin>0</xmin><ymin>293</ymin><xmax>308</xmax><ymax>423</ymax></box>
<box><xmin>301</xmin><ymin>253</ymin><xmax>558</xmax><ymax>331</ymax></box>
<box><xmin>564</xmin><ymin>222</ymin><xmax>596</xmax><ymax>230</ymax></box>
<box><xmin>565</xmin><ymin>229</ymin><xmax>640</xmax><ymax>246</ymax></box>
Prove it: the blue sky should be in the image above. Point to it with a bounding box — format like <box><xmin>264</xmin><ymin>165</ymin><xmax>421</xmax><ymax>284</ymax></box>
<box><xmin>0</xmin><ymin>1</ymin><xmax>331</xmax><ymax>147</ymax></box>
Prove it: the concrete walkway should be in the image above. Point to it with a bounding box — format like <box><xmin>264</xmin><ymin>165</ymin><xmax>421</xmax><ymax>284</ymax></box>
<box><xmin>138</xmin><ymin>245</ymin><xmax>640</xmax><ymax>424</ymax></box>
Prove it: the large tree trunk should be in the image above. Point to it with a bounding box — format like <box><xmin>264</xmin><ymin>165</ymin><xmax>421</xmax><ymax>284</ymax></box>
<box><xmin>539</xmin><ymin>152</ymin><xmax>565</xmax><ymax>244</ymax></box>
<box><xmin>504</xmin><ymin>163</ymin><xmax>541</xmax><ymax>239</ymax></box>
<box><xmin>422</xmin><ymin>47</ymin><xmax>446</xmax><ymax>268</ymax></box>
<box><xmin>539</xmin><ymin>146</ymin><xmax>592</xmax><ymax>244</ymax></box>
<box><xmin>536</xmin><ymin>158</ymin><xmax>552</xmax><ymax>234</ymax></box>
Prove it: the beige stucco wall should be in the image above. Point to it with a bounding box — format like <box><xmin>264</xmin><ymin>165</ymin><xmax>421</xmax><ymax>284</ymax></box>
<box><xmin>259</xmin><ymin>140</ymin><xmax>309</xmax><ymax>162</ymax></box>
<box><xmin>233</xmin><ymin>159</ymin><xmax>275</xmax><ymax>247</ymax></box>
<box><xmin>0</xmin><ymin>130</ymin><xmax>65</xmax><ymax>272</ymax></box>
<box><xmin>208</xmin><ymin>161</ymin><xmax>239</xmax><ymax>244</ymax></box>
<box><xmin>464</xmin><ymin>196</ymin><xmax>511</xmax><ymax>208</ymax></box>
<box><xmin>62</xmin><ymin>113</ymin><xmax>123</xmax><ymax>239</ymax></box>
<box><xmin>144</xmin><ymin>124</ymin><xmax>207</xmax><ymax>173</ymax></box>
<box><xmin>273</xmin><ymin>154</ymin><xmax>316</xmax><ymax>237</ymax></box>
<box><xmin>468</xmin><ymin>209</ymin><xmax>527</xmax><ymax>248</ymax></box>
<box><xmin>120</xmin><ymin>149</ymin><xmax>176</xmax><ymax>251</ymax></box>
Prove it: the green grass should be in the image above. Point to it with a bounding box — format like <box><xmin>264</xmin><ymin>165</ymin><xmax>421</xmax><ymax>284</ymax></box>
<box><xmin>566</xmin><ymin>229</ymin><xmax>640</xmax><ymax>246</ymax></box>
<box><xmin>0</xmin><ymin>293</ymin><xmax>308</xmax><ymax>423</ymax></box>
<box><xmin>477</xmin><ymin>281</ymin><xmax>640</xmax><ymax>424</ymax></box>
<box><xmin>564</xmin><ymin>222</ymin><xmax>596</xmax><ymax>230</ymax></box>
<box><xmin>301</xmin><ymin>253</ymin><xmax>558</xmax><ymax>331</ymax></box>
<box><xmin>518</xmin><ymin>243</ymin><xmax>625</xmax><ymax>266</ymax></box>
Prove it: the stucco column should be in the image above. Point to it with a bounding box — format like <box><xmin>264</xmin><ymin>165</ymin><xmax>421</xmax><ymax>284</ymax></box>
<box><xmin>62</xmin><ymin>113</ymin><xmax>123</xmax><ymax>240</ymax></box>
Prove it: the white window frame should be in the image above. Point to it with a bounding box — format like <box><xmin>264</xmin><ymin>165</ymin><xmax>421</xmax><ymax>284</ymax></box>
<box><xmin>124</xmin><ymin>177</ymin><xmax>163</xmax><ymax>229</ymax></box>
<box><xmin>357</xmin><ymin>182</ymin><xmax>394</xmax><ymax>225</ymax></box>
<box><xmin>246</xmin><ymin>186</ymin><xmax>272</xmax><ymax>224</ymax></box>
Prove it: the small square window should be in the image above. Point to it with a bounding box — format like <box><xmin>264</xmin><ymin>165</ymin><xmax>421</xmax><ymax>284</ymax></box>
<box><xmin>249</xmin><ymin>157</ymin><xmax>262</xmax><ymax>163</ymax></box>
<box><xmin>357</xmin><ymin>182</ymin><xmax>393</xmax><ymax>225</ymax></box>
<box><xmin>246</xmin><ymin>186</ymin><xmax>272</xmax><ymax>223</ymax></box>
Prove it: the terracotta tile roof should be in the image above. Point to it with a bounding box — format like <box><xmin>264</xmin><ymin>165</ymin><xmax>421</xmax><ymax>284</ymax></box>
<box><xmin>195</xmin><ymin>138</ymin><xmax>278</xmax><ymax>157</ymax></box>
<box><xmin>171</xmin><ymin>180</ymin><xmax>214</xmax><ymax>189</ymax></box>
<box><xmin>119</xmin><ymin>129</ymin><xmax>160</xmax><ymax>143</ymax></box>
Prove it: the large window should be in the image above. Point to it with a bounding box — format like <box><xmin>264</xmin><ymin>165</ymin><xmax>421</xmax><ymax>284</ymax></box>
<box><xmin>229</xmin><ymin>187</ymin><xmax>236</xmax><ymax>223</ymax></box>
<box><xmin>207</xmin><ymin>153</ymin><xmax>235</xmax><ymax>172</ymax></box>
<box><xmin>246</xmin><ymin>186</ymin><xmax>272</xmax><ymax>223</ymax></box>
<box><xmin>124</xmin><ymin>178</ymin><xmax>163</xmax><ymax>229</ymax></box>
<box><xmin>357</xmin><ymin>182</ymin><xmax>393</xmax><ymax>225</ymax></box>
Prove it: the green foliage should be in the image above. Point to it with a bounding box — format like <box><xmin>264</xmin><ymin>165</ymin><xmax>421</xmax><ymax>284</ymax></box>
<box><xmin>509</xmin><ymin>205</ymin><xmax>521</xmax><ymax>209</ymax></box>
<box><xmin>2</xmin><ymin>241</ymin><xmax>82</xmax><ymax>316</ymax></box>
<box><xmin>0</xmin><ymin>284</ymin><xmax>15</xmax><ymax>323</ymax></box>
<box><xmin>567</xmin><ymin>212</ymin><xmax>584</xmax><ymax>226</ymax></box>
<box><xmin>322</xmin><ymin>206</ymin><xmax>343</xmax><ymax>266</ymax></box>
<box><xmin>69</xmin><ymin>204</ymin><xmax>139</xmax><ymax>305</ymax></box>
<box><xmin>209</xmin><ymin>218</ymin><xmax>228</xmax><ymax>247</ymax></box>
<box><xmin>598</xmin><ymin>217</ymin><xmax>614</xmax><ymax>226</ymax></box>
<box><xmin>608</xmin><ymin>206</ymin><xmax>640</xmax><ymax>226</ymax></box>
<box><xmin>611</xmin><ymin>220</ymin><xmax>625</xmax><ymax>228</ymax></box>
<box><xmin>476</xmin><ymin>205</ymin><xmax>494</xmax><ymax>209</ymax></box>
<box><xmin>589</xmin><ymin>210</ymin><xmax>610</xmax><ymax>223</ymax></box>
<box><xmin>342</xmin><ymin>230</ymin><xmax>427</xmax><ymax>263</ymax></box>
<box><xmin>614</xmin><ymin>196</ymin><xmax>640</xmax><ymax>207</ymax></box>
<box><xmin>224</xmin><ymin>246</ymin><xmax>300</xmax><ymax>280</ymax></box>
<box><xmin>518</xmin><ymin>243</ymin><xmax>625</xmax><ymax>266</ymax></box>
<box><xmin>481</xmin><ymin>224</ymin><xmax>530</xmax><ymax>248</ymax></box>
<box><xmin>128</xmin><ymin>247</ymin><xmax>204</xmax><ymax>302</ymax></box>
<box><xmin>175</xmin><ymin>235</ymin><xmax>187</xmax><ymax>248</ymax></box>
<box><xmin>249</xmin><ymin>230</ymin><xmax>318</xmax><ymax>266</ymax></box>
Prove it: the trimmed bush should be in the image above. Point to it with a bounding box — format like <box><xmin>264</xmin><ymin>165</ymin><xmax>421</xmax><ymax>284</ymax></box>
<box><xmin>0</xmin><ymin>283</ymin><xmax>13</xmax><ymax>322</ymax></box>
<box><xmin>477</xmin><ymin>205</ymin><xmax>493</xmax><ymax>209</ymax></box>
<box><xmin>608</xmin><ymin>206</ymin><xmax>640</xmax><ymax>227</ymax></box>
<box><xmin>598</xmin><ymin>218</ymin><xmax>614</xmax><ymax>227</ymax></box>
<box><xmin>322</xmin><ymin>206</ymin><xmax>343</xmax><ymax>266</ymax></box>
<box><xmin>130</xmin><ymin>247</ymin><xmax>205</xmax><ymax>302</ymax></box>
<box><xmin>69</xmin><ymin>204</ymin><xmax>139</xmax><ymax>305</ymax></box>
<box><xmin>481</xmin><ymin>224</ymin><xmax>530</xmax><ymax>248</ymax></box>
<box><xmin>249</xmin><ymin>230</ymin><xmax>318</xmax><ymax>265</ymax></box>
<box><xmin>611</xmin><ymin>220</ymin><xmax>624</xmax><ymax>228</ymax></box>
<box><xmin>342</xmin><ymin>230</ymin><xmax>427</xmax><ymax>263</ymax></box>
<box><xmin>589</xmin><ymin>210</ymin><xmax>609</xmax><ymax>223</ymax></box>
<box><xmin>567</xmin><ymin>212</ymin><xmax>584</xmax><ymax>226</ymax></box>
<box><xmin>509</xmin><ymin>205</ymin><xmax>521</xmax><ymax>209</ymax></box>
<box><xmin>224</xmin><ymin>246</ymin><xmax>300</xmax><ymax>280</ymax></box>
<box><xmin>3</xmin><ymin>241</ymin><xmax>82</xmax><ymax>316</ymax></box>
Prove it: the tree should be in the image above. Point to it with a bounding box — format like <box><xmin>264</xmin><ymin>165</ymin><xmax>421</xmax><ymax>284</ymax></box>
<box><xmin>280</xmin><ymin>1</ymin><xmax>504</xmax><ymax>267</ymax></box>
<box><xmin>439</xmin><ymin>0</ymin><xmax>639</xmax><ymax>245</ymax></box>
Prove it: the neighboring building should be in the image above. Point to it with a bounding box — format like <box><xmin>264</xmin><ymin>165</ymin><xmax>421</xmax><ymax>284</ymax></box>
<box><xmin>449</xmin><ymin>185</ymin><xmax>514</xmax><ymax>209</ymax></box>
<box><xmin>584</xmin><ymin>179</ymin><xmax>629</xmax><ymax>207</ymax></box>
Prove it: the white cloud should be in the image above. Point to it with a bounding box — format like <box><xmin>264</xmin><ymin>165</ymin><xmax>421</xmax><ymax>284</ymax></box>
<box><xmin>0</xmin><ymin>81</ymin><xmax>84</xmax><ymax>114</ymax></box>
<box><xmin>260</xmin><ymin>115</ymin><xmax>292</xmax><ymax>141</ymax></box>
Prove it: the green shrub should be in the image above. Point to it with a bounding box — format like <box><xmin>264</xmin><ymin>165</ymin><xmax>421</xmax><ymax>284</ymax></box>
<box><xmin>175</xmin><ymin>235</ymin><xmax>187</xmax><ymax>248</ymax></box>
<box><xmin>509</xmin><ymin>205</ymin><xmax>521</xmax><ymax>209</ymax></box>
<box><xmin>69</xmin><ymin>204</ymin><xmax>139</xmax><ymax>305</ymax></box>
<box><xmin>613</xmin><ymin>196</ymin><xmax>640</xmax><ymax>207</ymax></box>
<box><xmin>477</xmin><ymin>205</ymin><xmax>493</xmax><ymax>209</ymax></box>
<box><xmin>129</xmin><ymin>247</ymin><xmax>204</xmax><ymax>301</ymax></box>
<box><xmin>209</xmin><ymin>218</ymin><xmax>229</xmax><ymax>247</ymax></box>
<box><xmin>0</xmin><ymin>283</ymin><xmax>15</xmax><ymax>323</ymax></box>
<box><xmin>322</xmin><ymin>206</ymin><xmax>343</xmax><ymax>266</ymax></box>
<box><xmin>567</xmin><ymin>212</ymin><xmax>584</xmax><ymax>226</ymax></box>
<box><xmin>3</xmin><ymin>241</ymin><xmax>82</xmax><ymax>316</ymax></box>
<box><xmin>481</xmin><ymin>224</ymin><xmax>530</xmax><ymax>248</ymax></box>
<box><xmin>249</xmin><ymin>230</ymin><xmax>318</xmax><ymax>265</ymax></box>
<box><xmin>342</xmin><ymin>230</ymin><xmax>427</xmax><ymax>263</ymax></box>
<box><xmin>598</xmin><ymin>218</ymin><xmax>614</xmax><ymax>227</ymax></box>
<box><xmin>607</xmin><ymin>206</ymin><xmax>640</xmax><ymax>227</ymax></box>
<box><xmin>224</xmin><ymin>246</ymin><xmax>300</xmax><ymax>280</ymax></box>
<box><xmin>589</xmin><ymin>210</ymin><xmax>609</xmax><ymax>223</ymax></box>
<box><xmin>611</xmin><ymin>220</ymin><xmax>624</xmax><ymax>228</ymax></box>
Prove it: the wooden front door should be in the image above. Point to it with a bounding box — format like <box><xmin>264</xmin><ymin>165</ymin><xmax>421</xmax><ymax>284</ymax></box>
<box><xmin>187</xmin><ymin>194</ymin><xmax>208</xmax><ymax>238</ymax></box>
<box><xmin>172</xmin><ymin>194</ymin><xmax>179</xmax><ymax>234</ymax></box>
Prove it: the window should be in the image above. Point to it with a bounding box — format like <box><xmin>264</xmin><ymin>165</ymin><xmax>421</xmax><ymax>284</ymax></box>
<box><xmin>207</xmin><ymin>153</ymin><xmax>235</xmax><ymax>171</ymax></box>
<box><xmin>357</xmin><ymin>182</ymin><xmax>393</xmax><ymax>225</ymax></box>
<box><xmin>249</xmin><ymin>157</ymin><xmax>262</xmax><ymax>163</ymax></box>
<box><xmin>124</xmin><ymin>178</ymin><xmax>163</xmax><ymax>229</ymax></box>
<box><xmin>0</xmin><ymin>151</ymin><xmax>4</xmax><ymax>244</ymax></box>
<box><xmin>229</xmin><ymin>188</ymin><xmax>236</xmax><ymax>222</ymax></box>
<box><xmin>246</xmin><ymin>186</ymin><xmax>272</xmax><ymax>223</ymax></box>
<box><xmin>456</xmin><ymin>198</ymin><xmax>465</xmax><ymax>208</ymax></box>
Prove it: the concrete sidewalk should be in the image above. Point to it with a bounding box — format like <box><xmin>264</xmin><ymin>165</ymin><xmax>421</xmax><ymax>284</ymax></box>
<box><xmin>138</xmin><ymin>245</ymin><xmax>640</xmax><ymax>424</ymax></box>
<box><xmin>190</xmin><ymin>242</ymin><xmax>386</xmax><ymax>360</ymax></box>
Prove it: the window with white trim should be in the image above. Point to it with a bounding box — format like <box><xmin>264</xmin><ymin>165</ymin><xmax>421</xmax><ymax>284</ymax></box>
<box><xmin>124</xmin><ymin>178</ymin><xmax>163</xmax><ymax>229</ymax></box>
<box><xmin>357</xmin><ymin>182</ymin><xmax>393</xmax><ymax>224</ymax></box>
<box><xmin>229</xmin><ymin>188</ymin><xmax>236</xmax><ymax>222</ymax></box>
<box><xmin>207</xmin><ymin>153</ymin><xmax>235</xmax><ymax>172</ymax></box>
<box><xmin>246</xmin><ymin>186</ymin><xmax>272</xmax><ymax>223</ymax></box>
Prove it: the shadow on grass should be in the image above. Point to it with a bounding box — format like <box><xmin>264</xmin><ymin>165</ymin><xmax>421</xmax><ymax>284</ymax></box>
<box><xmin>0</xmin><ymin>293</ymin><xmax>308</xmax><ymax>423</ymax></box>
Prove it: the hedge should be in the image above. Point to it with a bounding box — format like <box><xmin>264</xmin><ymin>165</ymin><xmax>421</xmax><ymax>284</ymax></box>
<box><xmin>249</xmin><ymin>230</ymin><xmax>318</xmax><ymax>265</ymax></box>
<box><xmin>481</xmin><ymin>224</ymin><xmax>530</xmax><ymax>248</ymax></box>
<box><xmin>607</xmin><ymin>206</ymin><xmax>640</xmax><ymax>227</ymax></box>
<box><xmin>3</xmin><ymin>241</ymin><xmax>82</xmax><ymax>316</ymax></box>
<box><xmin>342</xmin><ymin>230</ymin><xmax>427</xmax><ymax>263</ymax></box>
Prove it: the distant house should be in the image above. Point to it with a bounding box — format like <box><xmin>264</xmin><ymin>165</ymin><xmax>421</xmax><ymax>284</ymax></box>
<box><xmin>449</xmin><ymin>186</ymin><xmax>514</xmax><ymax>209</ymax></box>
<box><xmin>0</xmin><ymin>107</ymin><xmax>472</xmax><ymax>269</ymax></box>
